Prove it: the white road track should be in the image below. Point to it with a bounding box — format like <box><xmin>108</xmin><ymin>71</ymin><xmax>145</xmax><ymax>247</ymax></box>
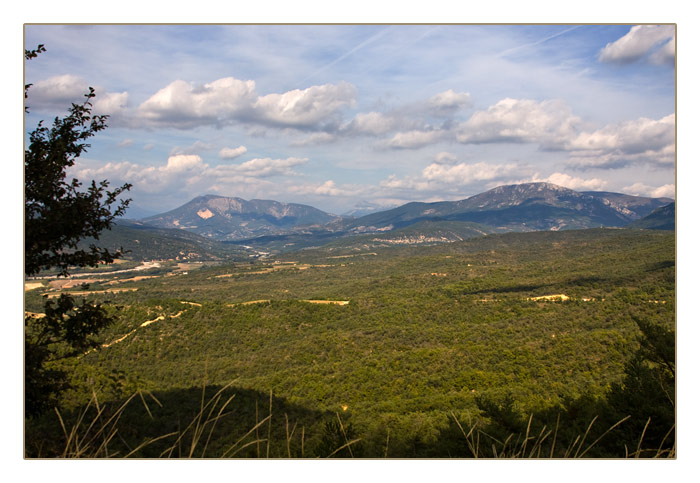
<box><xmin>98</xmin><ymin>301</ymin><xmax>196</xmax><ymax>350</ymax></box>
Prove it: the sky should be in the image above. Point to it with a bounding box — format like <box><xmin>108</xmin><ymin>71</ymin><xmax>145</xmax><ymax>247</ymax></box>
<box><xmin>24</xmin><ymin>24</ymin><xmax>675</xmax><ymax>217</ymax></box>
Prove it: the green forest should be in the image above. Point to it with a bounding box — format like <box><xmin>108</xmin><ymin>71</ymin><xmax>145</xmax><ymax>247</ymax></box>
<box><xmin>24</xmin><ymin>228</ymin><xmax>675</xmax><ymax>458</ymax></box>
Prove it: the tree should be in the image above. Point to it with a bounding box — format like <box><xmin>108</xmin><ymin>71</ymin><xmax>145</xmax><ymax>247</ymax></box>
<box><xmin>24</xmin><ymin>45</ymin><xmax>132</xmax><ymax>417</ymax></box>
<box><xmin>601</xmin><ymin>316</ymin><xmax>675</xmax><ymax>456</ymax></box>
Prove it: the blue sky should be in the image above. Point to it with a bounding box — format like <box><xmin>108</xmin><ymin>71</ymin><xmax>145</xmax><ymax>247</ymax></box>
<box><xmin>24</xmin><ymin>24</ymin><xmax>676</xmax><ymax>216</ymax></box>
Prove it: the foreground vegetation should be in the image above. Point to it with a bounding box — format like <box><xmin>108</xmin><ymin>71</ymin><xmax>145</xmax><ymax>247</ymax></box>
<box><xmin>25</xmin><ymin>228</ymin><xmax>675</xmax><ymax>457</ymax></box>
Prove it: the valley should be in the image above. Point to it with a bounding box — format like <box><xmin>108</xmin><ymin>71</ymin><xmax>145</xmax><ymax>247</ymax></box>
<box><xmin>24</xmin><ymin>227</ymin><xmax>675</xmax><ymax>458</ymax></box>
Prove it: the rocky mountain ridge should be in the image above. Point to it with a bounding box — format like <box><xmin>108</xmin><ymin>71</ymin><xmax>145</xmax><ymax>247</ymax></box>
<box><xmin>138</xmin><ymin>183</ymin><xmax>674</xmax><ymax>245</ymax></box>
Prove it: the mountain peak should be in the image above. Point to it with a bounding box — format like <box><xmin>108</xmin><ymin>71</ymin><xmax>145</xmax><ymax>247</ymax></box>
<box><xmin>141</xmin><ymin>195</ymin><xmax>339</xmax><ymax>241</ymax></box>
<box><xmin>485</xmin><ymin>182</ymin><xmax>574</xmax><ymax>195</ymax></box>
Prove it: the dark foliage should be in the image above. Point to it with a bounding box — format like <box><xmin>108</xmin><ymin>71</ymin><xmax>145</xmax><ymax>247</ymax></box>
<box><xmin>24</xmin><ymin>46</ymin><xmax>131</xmax><ymax>417</ymax></box>
<box><xmin>470</xmin><ymin>315</ymin><xmax>675</xmax><ymax>457</ymax></box>
<box><xmin>24</xmin><ymin>88</ymin><xmax>131</xmax><ymax>277</ymax></box>
<box><xmin>25</xmin><ymin>295</ymin><xmax>114</xmax><ymax>416</ymax></box>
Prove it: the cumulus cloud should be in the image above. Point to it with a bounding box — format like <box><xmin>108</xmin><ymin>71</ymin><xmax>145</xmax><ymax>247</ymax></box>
<box><xmin>72</xmin><ymin>154</ymin><xmax>206</xmax><ymax>194</ymax></box>
<box><xmin>453</xmin><ymin>99</ymin><xmax>674</xmax><ymax>171</ymax></box>
<box><xmin>456</xmin><ymin>98</ymin><xmax>581</xmax><ymax>147</ymax></box>
<box><xmin>482</xmin><ymin>172</ymin><xmax>608</xmax><ymax>192</ymax></box>
<box><xmin>649</xmin><ymin>37</ymin><xmax>676</xmax><ymax>65</ymax></box>
<box><xmin>164</xmin><ymin>154</ymin><xmax>205</xmax><ymax>173</ymax></box>
<box><xmin>289</xmin><ymin>180</ymin><xmax>346</xmax><ymax>197</ymax></box>
<box><xmin>27</xmin><ymin>74</ymin><xmax>129</xmax><ymax>116</ymax></box>
<box><xmin>537</xmin><ymin>172</ymin><xmax>607</xmax><ymax>191</ymax></box>
<box><xmin>598</xmin><ymin>25</ymin><xmax>675</xmax><ymax>65</ymax></box>
<box><xmin>622</xmin><ymin>182</ymin><xmax>675</xmax><ymax>199</ymax></box>
<box><xmin>566</xmin><ymin>114</ymin><xmax>675</xmax><ymax>169</ymax></box>
<box><xmin>253</xmin><ymin>82</ymin><xmax>356</xmax><ymax>127</ymax></box>
<box><xmin>137</xmin><ymin>76</ymin><xmax>356</xmax><ymax>130</ymax></box>
<box><xmin>219</xmin><ymin>146</ymin><xmax>248</xmax><ymax>160</ymax></box>
<box><xmin>71</xmin><ymin>155</ymin><xmax>307</xmax><ymax>197</ymax></box>
<box><xmin>340</xmin><ymin>89</ymin><xmax>472</xmax><ymax>146</ymax></box>
<box><xmin>422</xmin><ymin>161</ymin><xmax>522</xmax><ymax>184</ymax></box>
<box><xmin>138</xmin><ymin>77</ymin><xmax>256</xmax><ymax>128</ymax></box>
<box><xmin>380</xmin><ymin>158</ymin><xmax>526</xmax><ymax>193</ymax></box>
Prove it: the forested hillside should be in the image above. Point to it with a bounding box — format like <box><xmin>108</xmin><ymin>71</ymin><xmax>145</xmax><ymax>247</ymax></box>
<box><xmin>25</xmin><ymin>228</ymin><xmax>675</xmax><ymax>457</ymax></box>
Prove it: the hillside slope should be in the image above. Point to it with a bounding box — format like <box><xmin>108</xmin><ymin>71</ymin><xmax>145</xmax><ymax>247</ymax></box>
<box><xmin>626</xmin><ymin>202</ymin><xmax>675</xmax><ymax>230</ymax></box>
<box><xmin>141</xmin><ymin>195</ymin><xmax>340</xmax><ymax>240</ymax></box>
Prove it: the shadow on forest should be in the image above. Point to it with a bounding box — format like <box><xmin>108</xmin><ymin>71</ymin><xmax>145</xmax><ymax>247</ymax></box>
<box><xmin>26</xmin><ymin>384</ymin><xmax>337</xmax><ymax>458</ymax></box>
<box><xmin>645</xmin><ymin>260</ymin><xmax>675</xmax><ymax>272</ymax></box>
<box><xmin>433</xmin><ymin>316</ymin><xmax>676</xmax><ymax>458</ymax></box>
<box><xmin>464</xmin><ymin>276</ymin><xmax>609</xmax><ymax>296</ymax></box>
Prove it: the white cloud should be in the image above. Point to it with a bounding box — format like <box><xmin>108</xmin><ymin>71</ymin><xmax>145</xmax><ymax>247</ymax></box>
<box><xmin>598</xmin><ymin>25</ymin><xmax>675</xmax><ymax>64</ymax></box>
<box><xmin>27</xmin><ymin>74</ymin><xmax>89</xmax><ymax>111</ymax></box>
<box><xmin>219</xmin><ymin>146</ymin><xmax>248</xmax><ymax>160</ymax></box>
<box><xmin>137</xmin><ymin>77</ymin><xmax>355</xmax><ymax>130</ymax></box>
<box><xmin>538</xmin><ymin>172</ymin><xmax>608</xmax><ymax>191</ymax></box>
<box><xmin>456</xmin><ymin>98</ymin><xmax>581</xmax><ymax>147</ymax></box>
<box><xmin>454</xmin><ymin>99</ymin><xmax>674</xmax><ymax>171</ymax></box>
<box><xmin>568</xmin><ymin>114</ymin><xmax>674</xmax><ymax>153</ymax></box>
<box><xmin>138</xmin><ymin>77</ymin><xmax>256</xmax><ymax>128</ymax></box>
<box><xmin>71</xmin><ymin>155</ymin><xmax>307</xmax><ymax>198</ymax></box>
<box><xmin>253</xmin><ymin>82</ymin><xmax>356</xmax><ymax>127</ymax></box>
<box><xmin>422</xmin><ymin>161</ymin><xmax>521</xmax><ymax>184</ymax></box>
<box><xmin>566</xmin><ymin>114</ymin><xmax>675</xmax><ymax>169</ymax></box>
<box><xmin>93</xmin><ymin>92</ymin><xmax>129</xmax><ymax>116</ymax></box>
<box><xmin>622</xmin><ymin>182</ymin><xmax>675</xmax><ymax>199</ymax></box>
<box><xmin>165</xmin><ymin>154</ymin><xmax>205</xmax><ymax>173</ymax></box>
<box><xmin>289</xmin><ymin>180</ymin><xmax>346</xmax><ymax>197</ymax></box>
<box><xmin>380</xmin><ymin>159</ymin><xmax>526</xmax><ymax>193</ymax></box>
<box><xmin>117</xmin><ymin>139</ymin><xmax>133</xmax><ymax>148</ymax></box>
<box><xmin>27</xmin><ymin>74</ymin><xmax>128</xmax><ymax>116</ymax></box>
<box><xmin>484</xmin><ymin>172</ymin><xmax>609</xmax><ymax>192</ymax></box>
<box><xmin>650</xmin><ymin>37</ymin><xmax>675</xmax><ymax>65</ymax></box>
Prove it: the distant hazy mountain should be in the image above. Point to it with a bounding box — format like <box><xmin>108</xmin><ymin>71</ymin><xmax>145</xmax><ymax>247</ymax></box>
<box><xmin>341</xmin><ymin>201</ymin><xmax>397</xmax><ymax>218</ymax></box>
<box><xmin>345</xmin><ymin>183</ymin><xmax>672</xmax><ymax>233</ymax></box>
<box><xmin>626</xmin><ymin>202</ymin><xmax>675</xmax><ymax>230</ymax></box>
<box><xmin>141</xmin><ymin>195</ymin><xmax>340</xmax><ymax>240</ymax></box>
<box><xmin>135</xmin><ymin>184</ymin><xmax>673</xmax><ymax>250</ymax></box>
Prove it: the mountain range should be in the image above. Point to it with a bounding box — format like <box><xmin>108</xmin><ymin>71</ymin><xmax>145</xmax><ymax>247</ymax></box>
<box><xmin>136</xmin><ymin>183</ymin><xmax>673</xmax><ymax>247</ymax></box>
